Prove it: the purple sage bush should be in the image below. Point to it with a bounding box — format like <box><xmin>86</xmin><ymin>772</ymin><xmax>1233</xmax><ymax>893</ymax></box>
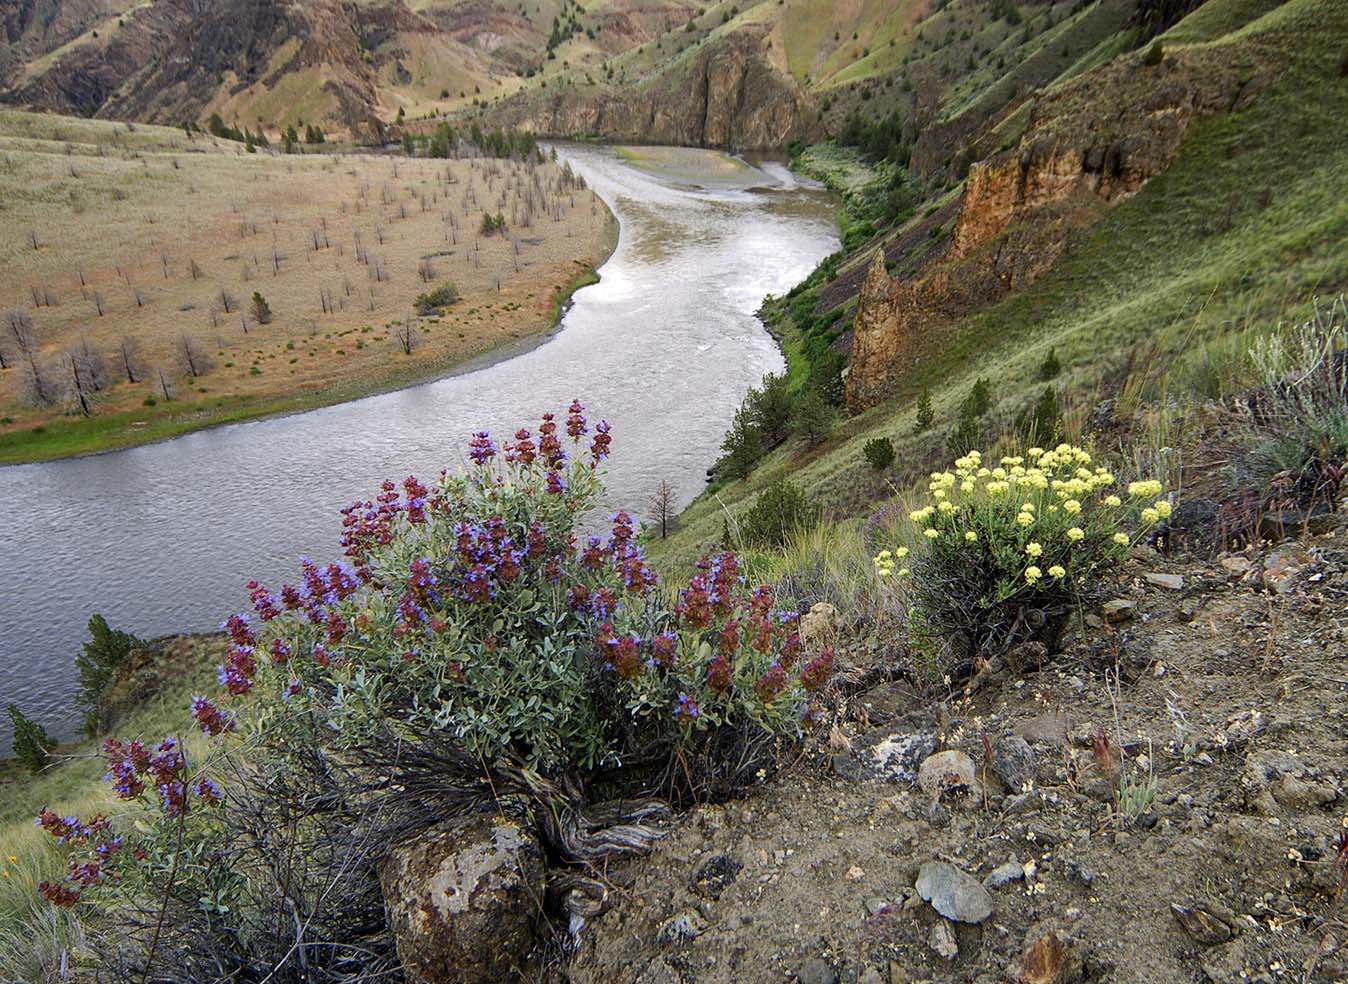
<box><xmin>33</xmin><ymin>403</ymin><xmax>833</xmax><ymax>979</ymax></box>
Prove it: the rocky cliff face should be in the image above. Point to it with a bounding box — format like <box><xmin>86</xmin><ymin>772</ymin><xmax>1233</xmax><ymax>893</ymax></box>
<box><xmin>489</xmin><ymin>25</ymin><xmax>816</xmax><ymax>149</ymax></box>
<box><xmin>1</xmin><ymin>0</ymin><xmax>404</xmax><ymax>138</ymax></box>
<box><xmin>846</xmin><ymin>49</ymin><xmax>1254</xmax><ymax>411</ymax></box>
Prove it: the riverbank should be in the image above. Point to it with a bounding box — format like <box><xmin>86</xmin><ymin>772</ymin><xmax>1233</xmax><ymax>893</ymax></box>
<box><xmin>0</xmin><ymin>260</ymin><xmax>610</xmax><ymax>465</ymax></box>
<box><xmin>0</xmin><ymin>111</ymin><xmax>618</xmax><ymax>465</ymax></box>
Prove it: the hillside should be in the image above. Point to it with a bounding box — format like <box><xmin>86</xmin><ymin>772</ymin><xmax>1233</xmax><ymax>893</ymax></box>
<box><xmin>650</xmin><ymin>0</ymin><xmax>1348</xmax><ymax>572</ymax></box>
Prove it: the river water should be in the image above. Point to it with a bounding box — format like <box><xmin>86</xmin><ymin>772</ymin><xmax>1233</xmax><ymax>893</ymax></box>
<box><xmin>0</xmin><ymin>144</ymin><xmax>838</xmax><ymax>749</ymax></box>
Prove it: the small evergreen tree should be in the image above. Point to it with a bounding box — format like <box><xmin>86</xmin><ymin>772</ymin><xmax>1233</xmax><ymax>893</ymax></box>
<box><xmin>915</xmin><ymin>387</ymin><xmax>934</xmax><ymax>432</ymax></box>
<box><xmin>1018</xmin><ymin>386</ymin><xmax>1063</xmax><ymax>446</ymax></box>
<box><xmin>1037</xmin><ymin>346</ymin><xmax>1062</xmax><ymax>381</ymax></box>
<box><xmin>970</xmin><ymin>376</ymin><xmax>992</xmax><ymax>417</ymax></box>
<box><xmin>251</xmin><ymin>292</ymin><xmax>272</xmax><ymax>325</ymax></box>
<box><xmin>75</xmin><ymin>614</ymin><xmax>141</xmax><ymax>736</ymax></box>
<box><xmin>863</xmin><ymin>436</ymin><xmax>896</xmax><ymax>471</ymax></box>
<box><xmin>1144</xmin><ymin>40</ymin><xmax>1164</xmax><ymax>66</ymax></box>
<box><xmin>8</xmin><ymin>704</ymin><xmax>54</xmax><ymax>773</ymax></box>
<box><xmin>716</xmin><ymin>405</ymin><xmax>762</xmax><ymax>481</ymax></box>
<box><xmin>791</xmin><ymin>387</ymin><xmax>836</xmax><ymax>446</ymax></box>
<box><xmin>948</xmin><ymin>395</ymin><xmax>981</xmax><ymax>456</ymax></box>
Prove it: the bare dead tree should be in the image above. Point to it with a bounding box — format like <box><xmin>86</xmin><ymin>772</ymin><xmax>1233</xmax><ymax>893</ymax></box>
<box><xmin>118</xmin><ymin>336</ymin><xmax>143</xmax><ymax>383</ymax></box>
<box><xmin>64</xmin><ymin>350</ymin><xmax>93</xmax><ymax>417</ymax></box>
<box><xmin>218</xmin><ymin>289</ymin><xmax>236</xmax><ymax>314</ymax></box>
<box><xmin>188</xmin><ymin>258</ymin><xmax>203</xmax><ymax>281</ymax></box>
<box><xmin>178</xmin><ymin>333</ymin><xmax>212</xmax><ymax>378</ymax></box>
<box><xmin>91</xmin><ymin>291</ymin><xmax>106</xmax><ymax>317</ymax></box>
<box><xmin>390</xmin><ymin>320</ymin><xmax>419</xmax><ymax>355</ymax></box>
<box><xmin>74</xmin><ymin>334</ymin><xmax>109</xmax><ymax>391</ymax></box>
<box><xmin>156</xmin><ymin>368</ymin><xmax>174</xmax><ymax>401</ymax></box>
<box><xmin>417</xmin><ymin>258</ymin><xmax>436</xmax><ymax>283</ymax></box>
<box><xmin>26</xmin><ymin>230</ymin><xmax>39</xmax><ymax>250</ymax></box>
<box><xmin>17</xmin><ymin>353</ymin><xmax>59</xmax><ymax>406</ymax></box>
<box><xmin>649</xmin><ymin>480</ymin><xmax>678</xmax><ymax>539</ymax></box>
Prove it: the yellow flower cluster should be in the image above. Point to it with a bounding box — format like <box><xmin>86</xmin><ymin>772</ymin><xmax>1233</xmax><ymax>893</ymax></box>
<box><xmin>877</xmin><ymin>443</ymin><xmax>1168</xmax><ymax>593</ymax></box>
<box><xmin>873</xmin><ymin>546</ymin><xmax>910</xmax><ymax>578</ymax></box>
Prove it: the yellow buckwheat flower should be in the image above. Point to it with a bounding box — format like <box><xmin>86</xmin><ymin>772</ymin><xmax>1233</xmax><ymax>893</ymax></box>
<box><xmin>896</xmin><ymin>546</ymin><xmax>909</xmax><ymax>558</ymax></box>
<box><xmin>1017</xmin><ymin>512</ymin><xmax>1034</xmax><ymax>527</ymax></box>
<box><xmin>1063</xmin><ymin>499</ymin><xmax>1081</xmax><ymax>515</ymax></box>
<box><xmin>1128</xmin><ymin>479</ymin><xmax>1163</xmax><ymax>498</ymax></box>
<box><xmin>925</xmin><ymin>528</ymin><xmax>940</xmax><ymax>539</ymax></box>
<box><xmin>1048</xmin><ymin>565</ymin><xmax>1066</xmax><ymax>578</ymax></box>
<box><xmin>1154</xmin><ymin>500</ymin><xmax>1172</xmax><ymax>519</ymax></box>
<box><xmin>1104</xmin><ymin>495</ymin><xmax>1122</xmax><ymax>507</ymax></box>
<box><xmin>1025</xmin><ymin>566</ymin><xmax>1043</xmax><ymax>583</ymax></box>
<box><xmin>965</xmin><ymin>530</ymin><xmax>978</xmax><ymax>542</ymax></box>
<box><xmin>1067</xmin><ymin>527</ymin><xmax>1084</xmax><ymax>541</ymax></box>
<box><xmin>1140</xmin><ymin>507</ymin><xmax>1159</xmax><ymax>524</ymax></box>
<box><xmin>1025</xmin><ymin>542</ymin><xmax>1043</xmax><ymax>558</ymax></box>
<box><xmin>1113</xmin><ymin>532</ymin><xmax>1130</xmax><ymax>546</ymax></box>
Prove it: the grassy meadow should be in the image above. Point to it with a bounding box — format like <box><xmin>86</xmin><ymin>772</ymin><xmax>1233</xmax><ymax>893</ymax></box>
<box><xmin>0</xmin><ymin>111</ymin><xmax>616</xmax><ymax>463</ymax></box>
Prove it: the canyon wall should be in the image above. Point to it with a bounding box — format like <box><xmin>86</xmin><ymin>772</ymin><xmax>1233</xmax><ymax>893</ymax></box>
<box><xmin>846</xmin><ymin>47</ymin><xmax>1254</xmax><ymax>411</ymax></box>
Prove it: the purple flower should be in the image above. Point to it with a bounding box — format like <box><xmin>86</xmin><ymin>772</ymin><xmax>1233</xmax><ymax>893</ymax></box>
<box><xmin>467</xmin><ymin>431</ymin><xmax>497</xmax><ymax>465</ymax></box>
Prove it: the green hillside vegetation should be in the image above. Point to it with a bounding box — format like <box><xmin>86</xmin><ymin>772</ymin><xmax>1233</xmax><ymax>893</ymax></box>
<box><xmin>650</xmin><ymin>0</ymin><xmax>1348</xmax><ymax>576</ymax></box>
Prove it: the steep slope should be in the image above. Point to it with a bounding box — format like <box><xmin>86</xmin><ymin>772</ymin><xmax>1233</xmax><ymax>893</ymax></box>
<box><xmin>651</xmin><ymin>0</ymin><xmax>1348</xmax><ymax>572</ymax></box>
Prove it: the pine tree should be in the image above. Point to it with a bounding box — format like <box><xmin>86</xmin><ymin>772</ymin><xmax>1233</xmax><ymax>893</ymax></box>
<box><xmin>75</xmin><ymin>614</ymin><xmax>141</xmax><ymax>736</ymax></box>
<box><xmin>8</xmin><ymin>704</ymin><xmax>54</xmax><ymax>773</ymax></box>
<box><xmin>914</xmin><ymin>387</ymin><xmax>934</xmax><ymax>433</ymax></box>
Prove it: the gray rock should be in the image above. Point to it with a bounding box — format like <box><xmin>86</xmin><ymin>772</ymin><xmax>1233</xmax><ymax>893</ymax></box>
<box><xmin>655</xmin><ymin>909</ymin><xmax>707</xmax><ymax>943</ymax></box>
<box><xmin>1101</xmin><ymin>598</ymin><xmax>1135</xmax><ymax>623</ymax></box>
<box><xmin>868</xmin><ymin>732</ymin><xmax>939</xmax><ymax>783</ymax></box>
<box><xmin>992</xmin><ymin>736</ymin><xmax>1038</xmax><ymax>792</ymax></box>
<box><xmin>928</xmin><ymin>919</ymin><xmax>959</xmax><ymax>960</ymax></box>
<box><xmin>1172</xmin><ymin>903</ymin><xmax>1233</xmax><ymax>946</ymax></box>
<box><xmin>378</xmin><ymin>813</ymin><xmax>545</xmax><ymax>984</ymax></box>
<box><xmin>915</xmin><ymin>860</ymin><xmax>994</xmax><ymax>923</ymax></box>
<box><xmin>983</xmin><ymin>860</ymin><xmax>1024</xmax><ymax>890</ymax></box>
<box><xmin>796</xmin><ymin>956</ymin><xmax>839</xmax><ymax>984</ymax></box>
<box><xmin>1145</xmin><ymin>572</ymin><xmax>1185</xmax><ymax>591</ymax></box>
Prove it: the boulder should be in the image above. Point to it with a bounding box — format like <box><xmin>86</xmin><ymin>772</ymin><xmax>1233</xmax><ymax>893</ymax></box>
<box><xmin>379</xmin><ymin>813</ymin><xmax>546</xmax><ymax>984</ymax></box>
<box><xmin>992</xmin><ymin>736</ymin><xmax>1038</xmax><ymax>792</ymax></box>
<box><xmin>800</xmin><ymin>602</ymin><xmax>839</xmax><ymax>651</ymax></box>
<box><xmin>918</xmin><ymin>750</ymin><xmax>980</xmax><ymax>801</ymax></box>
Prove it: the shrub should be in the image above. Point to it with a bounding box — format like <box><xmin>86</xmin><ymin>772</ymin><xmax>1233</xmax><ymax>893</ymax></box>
<box><xmin>1235</xmin><ymin>296</ymin><xmax>1348</xmax><ymax>507</ymax></box>
<box><xmin>250</xmin><ymin>291</ymin><xmax>272</xmax><ymax>325</ymax></box>
<box><xmin>863</xmin><ymin>436</ymin><xmax>896</xmax><ymax>471</ymax></box>
<box><xmin>1144</xmin><ymin>40</ymin><xmax>1164</xmax><ymax>66</ymax></box>
<box><xmin>740</xmin><ymin>479</ymin><xmax>820</xmax><ymax>547</ymax></box>
<box><xmin>74</xmin><ymin>614</ymin><xmax>141</xmax><ymax>736</ymax></box>
<box><xmin>414</xmin><ymin>283</ymin><xmax>459</xmax><ymax>315</ymax></box>
<box><xmin>33</xmin><ymin>407</ymin><xmax>832</xmax><ymax>977</ymax></box>
<box><xmin>875</xmin><ymin>445</ymin><xmax>1165</xmax><ymax>662</ymax></box>
<box><xmin>1037</xmin><ymin>347</ymin><xmax>1061</xmax><ymax>381</ymax></box>
<box><xmin>7</xmin><ymin>704</ymin><xmax>54</xmax><ymax>773</ymax></box>
<box><xmin>480</xmin><ymin>211</ymin><xmax>506</xmax><ymax>235</ymax></box>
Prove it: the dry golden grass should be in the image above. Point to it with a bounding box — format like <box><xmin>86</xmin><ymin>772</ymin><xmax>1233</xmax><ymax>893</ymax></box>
<box><xmin>0</xmin><ymin>111</ymin><xmax>615</xmax><ymax>458</ymax></box>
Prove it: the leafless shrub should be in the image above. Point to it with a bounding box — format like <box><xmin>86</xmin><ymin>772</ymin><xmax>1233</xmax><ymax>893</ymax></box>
<box><xmin>390</xmin><ymin>320</ymin><xmax>419</xmax><ymax>355</ymax></box>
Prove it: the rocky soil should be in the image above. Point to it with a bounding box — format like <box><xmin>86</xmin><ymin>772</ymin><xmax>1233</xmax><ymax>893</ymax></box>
<box><xmin>561</xmin><ymin>526</ymin><xmax>1348</xmax><ymax>983</ymax></box>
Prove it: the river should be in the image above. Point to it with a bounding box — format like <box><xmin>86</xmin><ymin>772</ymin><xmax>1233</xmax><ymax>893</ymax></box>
<box><xmin>0</xmin><ymin>144</ymin><xmax>839</xmax><ymax>749</ymax></box>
